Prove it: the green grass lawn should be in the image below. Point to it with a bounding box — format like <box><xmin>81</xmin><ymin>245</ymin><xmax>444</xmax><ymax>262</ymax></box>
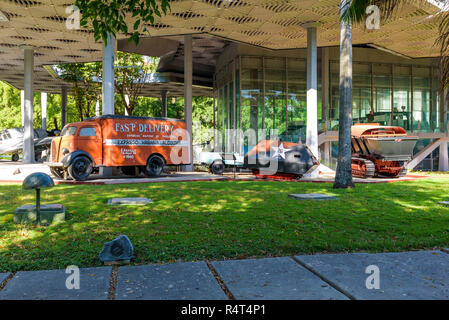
<box><xmin>1</xmin><ymin>178</ymin><xmax>449</xmax><ymax>272</ymax></box>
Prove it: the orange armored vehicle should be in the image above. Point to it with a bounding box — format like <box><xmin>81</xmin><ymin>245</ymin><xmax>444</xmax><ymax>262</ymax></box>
<box><xmin>47</xmin><ymin>115</ymin><xmax>190</xmax><ymax>181</ymax></box>
<box><xmin>351</xmin><ymin>124</ymin><xmax>418</xmax><ymax>178</ymax></box>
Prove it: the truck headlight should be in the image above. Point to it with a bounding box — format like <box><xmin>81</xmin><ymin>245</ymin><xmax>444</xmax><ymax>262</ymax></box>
<box><xmin>62</xmin><ymin>148</ymin><xmax>70</xmax><ymax>155</ymax></box>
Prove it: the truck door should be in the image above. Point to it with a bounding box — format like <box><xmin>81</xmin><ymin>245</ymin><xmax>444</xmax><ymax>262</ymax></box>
<box><xmin>78</xmin><ymin>125</ymin><xmax>102</xmax><ymax>165</ymax></box>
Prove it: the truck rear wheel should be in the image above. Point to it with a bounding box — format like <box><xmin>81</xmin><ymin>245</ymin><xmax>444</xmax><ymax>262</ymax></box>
<box><xmin>68</xmin><ymin>156</ymin><xmax>92</xmax><ymax>181</ymax></box>
<box><xmin>145</xmin><ymin>155</ymin><xmax>165</xmax><ymax>177</ymax></box>
<box><xmin>11</xmin><ymin>153</ymin><xmax>19</xmax><ymax>162</ymax></box>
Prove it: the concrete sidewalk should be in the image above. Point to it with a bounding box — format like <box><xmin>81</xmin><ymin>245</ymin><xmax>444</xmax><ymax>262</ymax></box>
<box><xmin>1</xmin><ymin>250</ymin><xmax>448</xmax><ymax>300</ymax></box>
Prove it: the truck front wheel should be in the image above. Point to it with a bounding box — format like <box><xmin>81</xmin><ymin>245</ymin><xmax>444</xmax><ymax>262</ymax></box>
<box><xmin>145</xmin><ymin>155</ymin><xmax>165</xmax><ymax>177</ymax></box>
<box><xmin>210</xmin><ymin>160</ymin><xmax>225</xmax><ymax>175</ymax></box>
<box><xmin>68</xmin><ymin>156</ymin><xmax>92</xmax><ymax>181</ymax></box>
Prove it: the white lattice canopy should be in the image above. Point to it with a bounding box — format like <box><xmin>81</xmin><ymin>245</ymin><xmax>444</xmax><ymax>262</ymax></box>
<box><xmin>0</xmin><ymin>0</ymin><xmax>443</xmax><ymax>94</ymax></box>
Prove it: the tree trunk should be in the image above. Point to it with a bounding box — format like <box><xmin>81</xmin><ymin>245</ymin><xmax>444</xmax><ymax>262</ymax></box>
<box><xmin>334</xmin><ymin>2</ymin><xmax>354</xmax><ymax>189</ymax></box>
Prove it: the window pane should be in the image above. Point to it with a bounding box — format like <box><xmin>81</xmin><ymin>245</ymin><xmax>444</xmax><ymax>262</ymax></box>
<box><xmin>353</xmin><ymin>74</ymin><xmax>371</xmax><ymax>124</ymax></box>
<box><xmin>265</xmin><ymin>69</ymin><xmax>286</xmax><ymax>137</ymax></box>
<box><xmin>228</xmin><ymin>81</ymin><xmax>234</xmax><ymax>152</ymax></box>
<box><xmin>287</xmin><ymin>60</ymin><xmax>306</xmax><ymax>141</ymax></box>
<box><xmin>241</xmin><ymin>67</ymin><xmax>263</xmax><ymax>152</ymax></box>
<box><xmin>373</xmin><ymin>75</ymin><xmax>392</xmax><ymax>125</ymax></box>
<box><xmin>330</xmin><ymin>71</ymin><xmax>340</xmax><ymax>129</ymax></box>
<box><xmin>62</xmin><ymin>126</ymin><xmax>77</xmax><ymax>136</ymax></box>
<box><xmin>393</xmin><ymin>76</ymin><xmax>411</xmax><ymax>130</ymax></box>
<box><xmin>79</xmin><ymin>127</ymin><xmax>96</xmax><ymax>137</ymax></box>
<box><xmin>413</xmin><ymin>76</ymin><xmax>431</xmax><ymax>131</ymax></box>
<box><xmin>432</xmin><ymin>75</ymin><xmax>440</xmax><ymax>131</ymax></box>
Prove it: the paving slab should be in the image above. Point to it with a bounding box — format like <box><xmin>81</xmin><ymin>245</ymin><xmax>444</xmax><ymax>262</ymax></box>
<box><xmin>296</xmin><ymin>251</ymin><xmax>449</xmax><ymax>300</ymax></box>
<box><xmin>108</xmin><ymin>197</ymin><xmax>152</xmax><ymax>205</ymax></box>
<box><xmin>288</xmin><ymin>193</ymin><xmax>337</xmax><ymax>200</ymax></box>
<box><xmin>212</xmin><ymin>257</ymin><xmax>347</xmax><ymax>300</ymax></box>
<box><xmin>0</xmin><ymin>267</ymin><xmax>111</xmax><ymax>300</ymax></box>
<box><xmin>0</xmin><ymin>273</ymin><xmax>10</xmax><ymax>285</ymax></box>
<box><xmin>14</xmin><ymin>204</ymin><xmax>65</xmax><ymax>224</ymax></box>
<box><xmin>116</xmin><ymin>261</ymin><xmax>227</xmax><ymax>300</ymax></box>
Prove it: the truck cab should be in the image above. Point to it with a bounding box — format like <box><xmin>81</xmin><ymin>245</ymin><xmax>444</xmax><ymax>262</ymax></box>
<box><xmin>49</xmin><ymin>121</ymin><xmax>102</xmax><ymax>180</ymax></box>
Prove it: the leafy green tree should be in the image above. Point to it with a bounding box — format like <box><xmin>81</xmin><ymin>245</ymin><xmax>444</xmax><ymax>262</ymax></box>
<box><xmin>192</xmin><ymin>97</ymin><xmax>215</xmax><ymax>145</ymax></box>
<box><xmin>0</xmin><ymin>82</ymin><xmax>21</xmax><ymax>129</ymax></box>
<box><xmin>74</xmin><ymin>0</ymin><xmax>170</xmax><ymax>45</ymax></box>
<box><xmin>0</xmin><ymin>81</ymin><xmax>65</xmax><ymax>131</ymax></box>
<box><xmin>56</xmin><ymin>52</ymin><xmax>159</xmax><ymax>118</ymax></box>
<box><xmin>58</xmin><ymin>62</ymin><xmax>102</xmax><ymax>121</ymax></box>
<box><xmin>115</xmin><ymin>52</ymin><xmax>157</xmax><ymax>115</ymax></box>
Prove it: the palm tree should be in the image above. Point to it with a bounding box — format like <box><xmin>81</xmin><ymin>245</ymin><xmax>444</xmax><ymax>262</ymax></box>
<box><xmin>334</xmin><ymin>0</ymin><xmax>449</xmax><ymax>189</ymax></box>
<box><xmin>333</xmin><ymin>0</ymin><xmax>355</xmax><ymax>189</ymax></box>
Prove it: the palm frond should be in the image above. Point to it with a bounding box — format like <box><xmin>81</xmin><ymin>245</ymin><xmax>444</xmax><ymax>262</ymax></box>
<box><xmin>342</xmin><ymin>0</ymin><xmax>430</xmax><ymax>23</ymax></box>
<box><xmin>341</xmin><ymin>0</ymin><xmax>370</xmax><ymax>23</ymax></box>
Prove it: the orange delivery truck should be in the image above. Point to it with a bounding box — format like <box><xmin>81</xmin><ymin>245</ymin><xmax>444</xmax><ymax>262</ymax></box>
<box><xmin>46</xmin><ymin>115</ymin><xmax>191</xmax><ymax>181</ymax></box>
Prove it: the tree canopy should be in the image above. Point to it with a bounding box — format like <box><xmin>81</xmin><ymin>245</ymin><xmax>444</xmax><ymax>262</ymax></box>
<box><xmin>74</xmin><ymin>0</ymin><xmax>170</xmax><ymax>45</ymax></box>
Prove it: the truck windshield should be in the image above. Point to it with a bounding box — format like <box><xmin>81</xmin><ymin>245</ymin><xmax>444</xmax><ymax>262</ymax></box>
<box><xmin>61</xmin><ymin>126</ymin><xmax>77</xmax><ymax>136</ymax></box>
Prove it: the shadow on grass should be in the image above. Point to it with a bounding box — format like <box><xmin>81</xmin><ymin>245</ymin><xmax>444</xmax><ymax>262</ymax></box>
<box><xmin>0</xmin><ymin>178</ymin><xmax>449</xmax><ymax>272</ymax></box>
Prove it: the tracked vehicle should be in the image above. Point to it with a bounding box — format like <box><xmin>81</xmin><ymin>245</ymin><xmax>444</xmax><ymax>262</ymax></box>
<box><xmin>351</xmin><ymin>124</ymin><xmax>418</xmax><ymax>178</ymax></box>
<box><xmin>244</xmin><ymin>140</ymin><xmax>319</xmax><ymax>180</ymax></box>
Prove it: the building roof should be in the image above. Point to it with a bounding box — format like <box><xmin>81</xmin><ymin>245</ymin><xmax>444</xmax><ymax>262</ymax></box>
<box><xmin>0</xmin><ymin>0</ymin><xmax>443</xmax><ymax>94</ymax></box>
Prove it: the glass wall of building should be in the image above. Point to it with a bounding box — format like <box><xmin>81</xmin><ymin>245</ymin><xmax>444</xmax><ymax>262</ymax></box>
<box><xmin>215</xmin><ymin>55</ymin><xmax>441</xmax><ymax>156</ymax></box>
<box><xmin>330</xmin><ymin>61</ymin><xmax>440</xmax><ymax>132</ymax></box>
<box><xmin>215</xmin><ymin>55</ymin><xmax>322</xmax><ymax>155</ymax></box>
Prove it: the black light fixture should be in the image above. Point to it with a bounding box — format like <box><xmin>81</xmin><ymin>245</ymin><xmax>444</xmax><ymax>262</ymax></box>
<box><xmin>22</xmin><ymin>172</ymin><xmax>55</xmax><ymax>227</ymax></box>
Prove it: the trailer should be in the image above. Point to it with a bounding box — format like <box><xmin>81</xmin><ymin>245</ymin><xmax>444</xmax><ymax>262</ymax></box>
<box><xmin>197</xmin><ymin>151</ymin><xmax>244</xmax><ymax>174</ymax></box>
<box><xmin>351</xmin><ymin>124</ymin><xmax>418</xmax><ymax>178</ymax></box>
<box><xmin>46</xmin><ymin>115</ymin><xmax>191</xmax><ymax>181</ymax></box>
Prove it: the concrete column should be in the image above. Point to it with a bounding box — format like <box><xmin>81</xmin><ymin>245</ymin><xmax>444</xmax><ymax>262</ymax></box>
<box><xmin>20</xmin><ymin>90</ymin><xmax>25</xmax><ymax>127</ymax></box>
<box><xmin>321</xmin><ymin>47</ymin><xmax>330</xmax><ymax>127</ymax></box>
<box><xmin>102</xmin><ymin>33</ymin><xmax>115</xmax><ymax>115</ymax></box>
<box><xmin>95</xmin><ymin>99</ymin><xmax>100</xmax><ymax>116</ymax></box>
<box><xmin>61</xmin><ymin>87</ymin><xmax>67</xmax><ymax>128</ymax></box>
<box><xmin>444</xmin><ymin>89</ymin><xmax>448</xmax><ymax>135</ymax></box>
<box><xmin>304</xmin><ymin>23</ymin><xmax>319</xmax><ymax>159</ymax></box>
<box><xmin>161</xmin><ymin>90</ymin><xmax>168</xmax><ymax>117</ymax></box>
<box><xmin>439</xmin><ymin>141</ymin><xmax>449</xmax><ymax>172</ymax></box>
<box><xmin>324</xmin><ymin>141</ymin><xmax>331</xmax><ymax>165</ymax></box>
<box><xmin>124</xmin><ymin>94</ymin><xmax>129</xmax><ymax>116</ymax></box>
<box><xmin>21</xmin><ymin>45</ymin><xmax>35</xmax><ymax>164</ymax></box>
<box><xmin>41</xmin><ymin>92</ymin><xmax>47</xmax><ymax>131</ymax></box>
<box><xmin>183</xmin><ymin>35</ymin><xmax>194</xmax><ymax>171</ymax></box>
